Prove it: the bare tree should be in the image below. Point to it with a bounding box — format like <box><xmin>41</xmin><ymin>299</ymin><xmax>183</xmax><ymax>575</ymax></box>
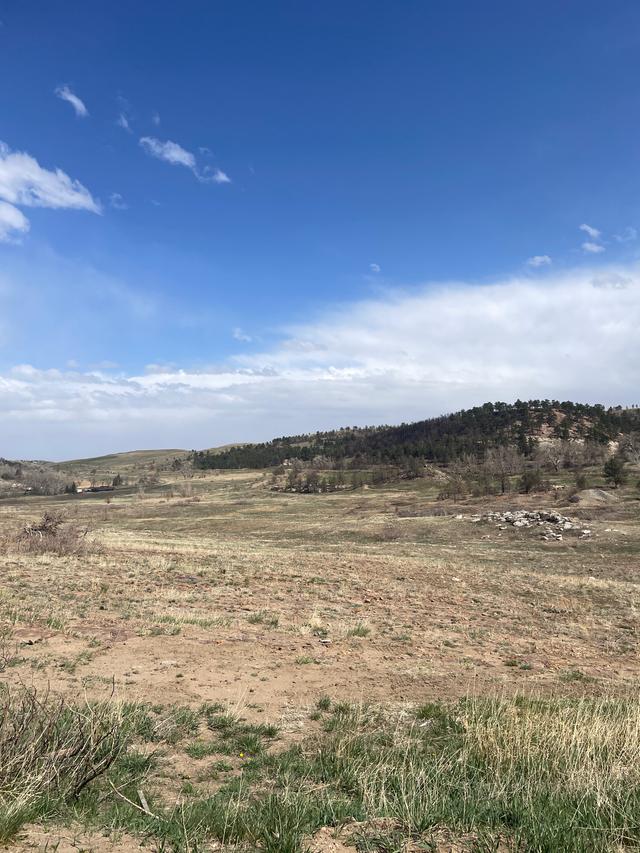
<box><xmin>535</xmin><ymin>440</ymin><xmax>564</xmax><ymax>473</ymax></box>
<box><xmin>483</xmin><ymin>446</ymin><xmax>524</xmax><ymax>494</ymax></box>
<box><xmin>21</xmin><ymin>468</ymin><xmax>69</xmax><ymax>496</ymax></box>
<box><xmin>619</xmin><ymin>433</ymin><xmax>640</xmax><ymax>465</ymax></box>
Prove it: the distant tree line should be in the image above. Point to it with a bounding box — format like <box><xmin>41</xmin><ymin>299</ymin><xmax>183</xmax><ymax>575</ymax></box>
<box><xmin>192</xmin><ymin>400</ymin><xmax>640</xmax><ymax>471</ymax></box>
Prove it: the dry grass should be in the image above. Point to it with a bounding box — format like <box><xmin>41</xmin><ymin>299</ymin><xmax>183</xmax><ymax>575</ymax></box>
<box><xmin>0</xmin><ymin>467</ymin><xmax>638</xmax><ymax>848</ymax></box>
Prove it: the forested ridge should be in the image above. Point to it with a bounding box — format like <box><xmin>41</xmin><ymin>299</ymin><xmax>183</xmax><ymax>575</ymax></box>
<box><xmin>192</xmin><ymin>400</ymin><xmax>640</xmax><ymax>470</ymax></box>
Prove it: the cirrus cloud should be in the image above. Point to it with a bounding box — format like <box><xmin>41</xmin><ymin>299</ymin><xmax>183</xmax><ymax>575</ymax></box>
<box><xmin>140</xmin><ymin>137</ymin><xmax>196</xmax><ymax>169</ymax></box>
<box><xmin>54</xmin><ymin>85</ymin><xmax>89</xmax><ymax>117</ymax></box>
<box><xmin>139</xmin><ymin>137</ymin><xmax>231</xmax><ymax>184</ymax></box>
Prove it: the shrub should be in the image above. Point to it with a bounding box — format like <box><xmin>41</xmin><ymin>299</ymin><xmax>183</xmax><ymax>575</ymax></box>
<box><xmin>0</xmin><ymin>688</ymin><xmax>135</xmax><ymax>842</ymax></box>
<box><xmin>604</xmin><ymin>455</ymin><xmax>628</xmax><ymax>487</ymax></box>
<box><xmin>519</xmin><ymin>468</ymin><xmax>544</xmax><ymax>494</ymax></box>
<box><xmin>575</xmin><ymin>470</ymin><xmax>589</xmax><ymax>490</ymax></box>
<box><xmin>12</xmin><ymin>512</ymin><xmax>98</xmax><ymax>556</ymax></box>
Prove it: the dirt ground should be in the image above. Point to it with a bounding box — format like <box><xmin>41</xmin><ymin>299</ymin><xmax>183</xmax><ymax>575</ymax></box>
<box><xmin>1</xmin><ymin>470</ymin><xmax>638</xmax><ymax>721</ymax></box>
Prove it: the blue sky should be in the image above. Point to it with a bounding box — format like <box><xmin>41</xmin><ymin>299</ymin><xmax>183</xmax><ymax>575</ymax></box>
<box><xmin>1</xmin><ymin>1</ymin><xmax>640</xmax><ymax>458</ymax></box>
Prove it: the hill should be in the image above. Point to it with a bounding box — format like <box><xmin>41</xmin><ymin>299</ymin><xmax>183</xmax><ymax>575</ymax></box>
<box><xmin>55</xmin><ymin>448</ymin><xmax>188</xmax><ymax>480</ymax></box>
<box><xmin>192</xmin><ymin>400</ymin><xmax>640</xmax><ymax>470</ymax></box>
<box><xmin>54</xmin><ymin>444</ymin><xmax>248</xmax><ymax>484</ymax></box>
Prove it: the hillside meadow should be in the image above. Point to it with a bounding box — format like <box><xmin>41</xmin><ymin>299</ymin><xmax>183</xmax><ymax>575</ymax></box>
<box><xmin>0</xmin><ymin>465</ymin><xmax>639</xmax><ymax>851</ymax></box>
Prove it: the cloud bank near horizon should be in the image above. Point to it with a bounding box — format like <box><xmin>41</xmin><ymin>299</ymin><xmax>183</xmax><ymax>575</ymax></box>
<box><xmin>1</xmin><ymin>263</ymin><xmax>639</xmax><ymax>459</ymax></box>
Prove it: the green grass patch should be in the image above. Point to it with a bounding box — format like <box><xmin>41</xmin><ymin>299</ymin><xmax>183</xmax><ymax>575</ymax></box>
<box><xmin>347</xmin><ymin>623</ymin><xmax>371</xmax><ymax>638</ymax></box>
<box><xmin>247</xmin><ymin>611</ymin><xmax>280</xmax><ymax>628</ymax></box>
<box><xmin>4</xmin><ymin>693</ymin><xmax>640</xmax><ymax>852</ymax></box>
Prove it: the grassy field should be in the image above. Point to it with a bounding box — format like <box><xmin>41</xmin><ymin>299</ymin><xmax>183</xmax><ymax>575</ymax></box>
<box><xmin>53</xmin><ymin>449</ymin><xmax>189</xmax><ymax>482</ymax></box>
<box><xmin>0</xmin><ymin>467</ymin><xmax>638</xmax><ymax>850</ymax></box>
<box><xmin>53</xmin><ymin>445</ymin><xmax>247</xmax><ymax>483</ymax></box>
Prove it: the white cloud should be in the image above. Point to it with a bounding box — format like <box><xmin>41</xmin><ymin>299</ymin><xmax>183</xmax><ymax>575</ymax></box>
<box><xmin>116</xmin><ymin>112</ymin><xmax>131</xmax><ymax>132</ymax></box>
<box><xmin>526</xmin><ymin>255</ymin><xmax>551</xmax><ymax>267</ymax></box>
<box><xmin>139</xmin><ymin>137</ymin><xmax>230</xmax><ymax>184</ymax></box>
<box><xmin>0</xmin><ymin>142</ymin><xmax>100</xmax><ymax>212</ymax></box>
<box><xmin>591</xmin><ymin>273</ymin><xmax>631</xmax><ymax>290</ymax></box>
<box><xmin>232</xmin><ymin>327</ymin><xmax>252</xmax><ymax>342</ymax></box>
<box><xmin>369</xmin><ymin>263</ymin><xmax>381</xmax><ymax>273</ymax></box>
<box><xmin>614</xmin><ymin>226</ymin><xmax>637</xmax><ymax>243</ymax></box>
<box><xmin>139</xmin><ymin>137</ymin><xmax>196</xmax><ymax>169</ymax></box>
<box><xmin>1</xmin><ymin>263</ymin><xmax>639</xmax><ymax>459</ymax></box>
<box><xmin>579</xmin><ymin>223</ymin><xmax>601</xmax><ymax>240</ymax></box>
<box><xmin>54</xmin><ymin>85</ymin><xmax>89</xmax><ymax>117</ymax></box>
<box><xmin>203</xmin><ymin>167</ymin><xmax>231</xmax><ymax>184</ymax></box>
<box><xmin>0</xmin><ymin>200</ymin><xmax>30</xmax><ymax>242</ymax></box>
<box><xmin>109</xmin><ymin>192</ymin><xmax>128</xmax><ymax>210</ymax></box>
<box><xmin>0</xmin><ymin>141</ymin><xmax>100</xmax><ymax>239</ymax></box>
<box><xmin>582</xmin><ymin>241</ymin><xmax>605</xmax><ymax>254</ymax></box>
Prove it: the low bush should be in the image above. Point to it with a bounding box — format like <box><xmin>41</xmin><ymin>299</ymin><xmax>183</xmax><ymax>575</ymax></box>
<box><xmin>0</xmin><ymin>688</ymin><xmax>138</xmax><ymax>842</ymax></box>
<box><xmin>10</xmin><ymin>512</ymin><xmax>99</xmax><ymax>556</ymax></box>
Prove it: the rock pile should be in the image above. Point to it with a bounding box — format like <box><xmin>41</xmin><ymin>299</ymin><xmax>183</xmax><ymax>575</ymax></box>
<box><xmin>466</xmin><ymin>510</ymin><xmax>592</xmax><ymax>541</ymax></box>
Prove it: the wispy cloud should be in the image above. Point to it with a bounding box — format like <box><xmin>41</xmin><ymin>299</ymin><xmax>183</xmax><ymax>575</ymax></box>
<box><xmin>152</xmin><ymin>111</ymin><xmax>161</xmax><ymax>126</ymax></box>
<box><xmin>0</xmin><ymin>141</ymin><xmax>100</xmax><ymax>240</ymax></box>
<box><xmin>140</xmin><ymin>137</ymin><xmax>196</xmax><ymax>169</ymax></box>
<box><xmin>578</xmin><ymin>224</ymin><xmax>605</xmax><ymax>254</ymax></box>
<box><xmin>614</xmin><ymin>226</ymin><xmax>637</xmax><ymax>243</ymax></box>
<box><xmin>0</xmin><ymin>200</ymin><xmax>30</xmax><ymax>243</ymax></box>
<box><xmin>115</xmin><ymin>95</ymin><xmax>133</xmax><ymax>132</ymax></box>
<box><xmin>582</xmin><ymin>241</ymin><xmax>605</xmax><ymax>254</ymax></box>
<box><xmin>526</xmin><ymin>255</ymin><xmax>551</xmax><ymax>267</ymax></box>
<box><xmin>109</xmin><ymin>192</ymin><xmax>128</xmax><ymax>210</ymax></box>
<box><xmin>1</xmin><ymin>263</ymin><xmax>638</xmax><ymax>458</ymax></box>
<box><xmin>232</xmin><ymin>327</ymin><xmax>252</xmax><ymax>342</ymax></box>
<box><xmin>139</xmin><ymin>137</ymin><xmax>230</xmax><ymax>184</ymax></box>
<box><xmin>369</xmin><ymin>263</ymin><xmax>381</xmax><ymax>273</ymax></box>
<box><xmin>579</xmin><ymin>223</ymin><xmax>601</xmax><ymax>240</ymax></box>
<box><xmin>202</xmin><ymin>166</ymin><xmax>231</xmax><ymax>184</ymax></box>
<box><xmin>54</xmin><ymin>85</ymin><xmax>89</xmax><ymax>117</ymax></box>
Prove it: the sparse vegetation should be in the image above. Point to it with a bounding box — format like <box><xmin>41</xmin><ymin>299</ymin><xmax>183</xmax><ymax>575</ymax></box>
<box><xmin>0</xmin><ymin>410</ymin><xmax>638</xmax><ymax>849</ymax></box>
<box><xmin>1</xmin><ymin>692</ymin><xmax>638</xmax><ymax>852</ymax></box>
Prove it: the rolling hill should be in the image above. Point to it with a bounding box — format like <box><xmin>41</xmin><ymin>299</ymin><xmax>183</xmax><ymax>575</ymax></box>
<box><xmin>192</xmin><ymin>400</ymin><xmax>640</xmax><ymax>470</ymax></box>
